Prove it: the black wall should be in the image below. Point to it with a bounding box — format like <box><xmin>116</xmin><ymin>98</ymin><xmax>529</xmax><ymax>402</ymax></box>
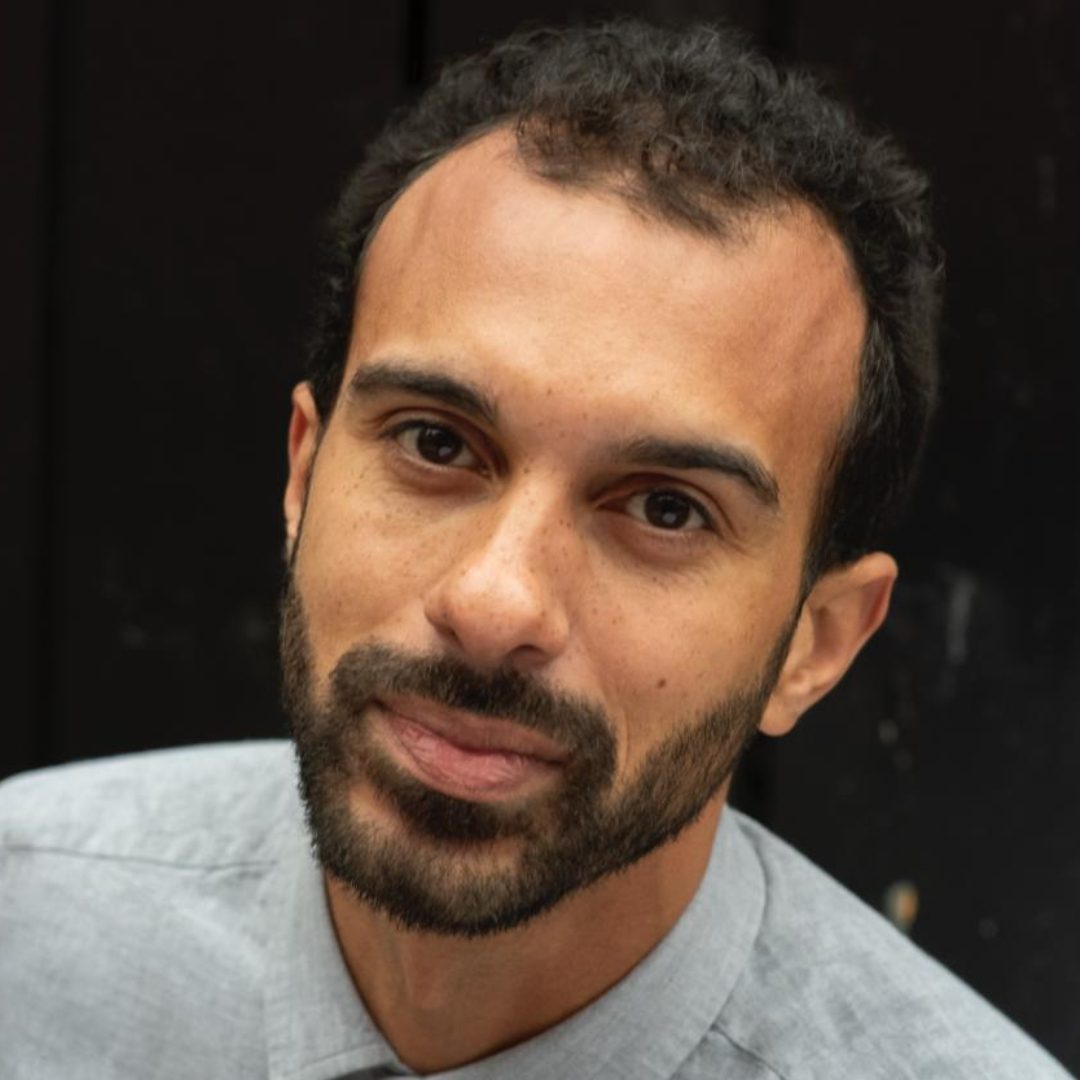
<box><xmin>3</xmin><ymin>0</ymin><xmax>1077</xmax><ymax>1070</ymax></box>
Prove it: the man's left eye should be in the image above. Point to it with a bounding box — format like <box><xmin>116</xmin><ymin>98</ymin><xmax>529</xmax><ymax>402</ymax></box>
<box><xmin>394</xmin><ymin>422</ymin><xmax>481</xmax><ymax>469</ymax></box>
<box><xmin>624</xmin><ymin>489</ymin><xmax>712</xmax><ymax>532</ymax></box>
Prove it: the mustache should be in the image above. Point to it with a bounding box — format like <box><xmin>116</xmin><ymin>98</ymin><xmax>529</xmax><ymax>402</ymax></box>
<box><xmin>328</xmin><ymin>642</ymin><xmax>614</xmax><ymax>760</ymax></box>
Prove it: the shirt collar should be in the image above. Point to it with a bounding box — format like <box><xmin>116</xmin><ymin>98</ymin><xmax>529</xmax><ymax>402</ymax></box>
<box><xmin>265</xmin><ymin>770</ymin><xmax>764</xmax><ymax>1080</ymax></box>
<box><xmin>441</xmin><ymin>807</ymin><xmax>765</xmax><ymax>1080</ymax></box>
<box><xmin>263</xmin><ymin>795</ymin><xmax>405</xmax><ymax>1080</ymax></box>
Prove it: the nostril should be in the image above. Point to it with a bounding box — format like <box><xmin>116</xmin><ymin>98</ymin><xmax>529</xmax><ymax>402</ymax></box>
<box><xmin>419</xmin><ymin>498</ymin><xmax>575</xmax><ymax>668</ymax></box>
<box><xmin>423</xmin><ymin>566</ymin><xmax>570</xmax><ymax>670</ymax></box>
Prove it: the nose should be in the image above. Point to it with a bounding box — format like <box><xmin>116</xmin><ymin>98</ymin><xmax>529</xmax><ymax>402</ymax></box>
<box><xmin>422</xmin><ymin>486</ymin><xmax>574</xmax><ymax>671</ymax></box>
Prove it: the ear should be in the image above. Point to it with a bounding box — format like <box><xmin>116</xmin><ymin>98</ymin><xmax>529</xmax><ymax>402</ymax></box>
<box><xmin>759</xmin><ymin>551</ymin><xmax>897</xmax><ymax>737</ymax></box>
<box><xmin>283</xmin><ymin>382</ymin><xmax>322</xmax><ymax>558</ymax></box>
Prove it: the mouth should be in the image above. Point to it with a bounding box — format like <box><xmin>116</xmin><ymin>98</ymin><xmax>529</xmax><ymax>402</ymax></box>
<box><xmin>372</xmin><ymin>695</ymin><xmax>568</xmax><ymax>801</ymax></box>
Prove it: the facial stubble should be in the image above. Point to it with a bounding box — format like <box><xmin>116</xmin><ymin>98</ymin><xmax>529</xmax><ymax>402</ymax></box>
<box><xmin>281</xmin><ymin>575</ymin><xmax>792</xmax><ymax>938</ymax></box>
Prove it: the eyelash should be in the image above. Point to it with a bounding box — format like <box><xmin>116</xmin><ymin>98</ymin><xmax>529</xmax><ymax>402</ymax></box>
<box><xmin>384</xmin><ymin>418</ymin><xmax>488</xmax><ymax>472</ymax></box>
<box><xmin>620</xmin><ymin>489</ymin><xmax>716</xmax><ymax>536</ymax></box>
<box><xmin>381</xmin><ymin>416</ymin><xmax>719</xmax><ymax>539</ymax></box>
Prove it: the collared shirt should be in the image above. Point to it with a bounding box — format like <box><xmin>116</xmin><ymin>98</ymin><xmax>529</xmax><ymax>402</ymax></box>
<box><xmin>0</xmin><ymin>741</ymin><xmax>1071</xmax><ymax>1079</ymax></box>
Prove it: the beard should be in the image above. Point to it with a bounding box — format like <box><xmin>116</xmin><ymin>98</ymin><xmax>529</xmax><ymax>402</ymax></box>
<box><xmin>280</xmin><ymin>574</ymin><xmax>793</xmax><ymax>939</ymax></box>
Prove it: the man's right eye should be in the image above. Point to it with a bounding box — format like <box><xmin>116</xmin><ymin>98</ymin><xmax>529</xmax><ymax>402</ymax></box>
<box><xmin>391</xmin><ymin>421</ymin><xmax>482</xmax><ymax>470</ymax></box>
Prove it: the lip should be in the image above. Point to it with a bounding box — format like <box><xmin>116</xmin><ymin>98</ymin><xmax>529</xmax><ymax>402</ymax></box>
<box><xmin>378</xmin><ymin>694</ymin><xmax>570</xmax><ymax>762</ymax></box>
<box><xmin>373</xmin><ymin>695</ymin><xmax>568</xmax><ymax>800</ymax></box>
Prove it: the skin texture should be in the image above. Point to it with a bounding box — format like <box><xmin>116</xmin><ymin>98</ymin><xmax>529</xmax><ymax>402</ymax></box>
<box><xmin>282</xmin><ymin>130</ymin><xmax>896</xmax><ymax>1073</ymax></box>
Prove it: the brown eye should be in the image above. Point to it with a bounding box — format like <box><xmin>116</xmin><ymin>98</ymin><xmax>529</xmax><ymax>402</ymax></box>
<box><xmin>625</xmin><ymin>489</ymin><xmax>711</xmax><ymax>532</ymax></box>
<box><xmin>395</xmin><ymin>422</ymin><xmax>480</xmax><ymax>469</ymax></box>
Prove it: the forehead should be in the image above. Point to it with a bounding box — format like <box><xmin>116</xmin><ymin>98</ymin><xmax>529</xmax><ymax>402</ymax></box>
<box><xmin>347</xmin><ymin>130</ymin><xmax>865</xmax><ymax>530</ymax></box>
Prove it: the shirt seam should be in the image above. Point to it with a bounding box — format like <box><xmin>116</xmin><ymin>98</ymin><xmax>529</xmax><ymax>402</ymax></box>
<box><xmin>705</xmin><ymin>1023</ymin><xmax>790</xmax><ymax>1080</ymax></box>
<box><xmin>279</xmin><ymin>1037</ymin><xmax>393</xmax><ymax>1075</ymax></box>
<box><xmin>2</xmin><ymin>841</ymin><xmax>274</xmax><ymax>872</ymax></box>
<box><xmin>705</xmin><ymin>812</ymin><xmax>790</xmax><ymax>1080</ymax></box>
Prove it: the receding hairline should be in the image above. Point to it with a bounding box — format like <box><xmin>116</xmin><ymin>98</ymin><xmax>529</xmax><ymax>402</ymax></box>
<box><xmin>353</xmin><ymin>119</ymin><xmax>868</xmax><ymax>431</ymax></box>
<box><xmin>354</xmin><ymin>118</ymin><xmax>867</xmax><ymax>323</ymax></box>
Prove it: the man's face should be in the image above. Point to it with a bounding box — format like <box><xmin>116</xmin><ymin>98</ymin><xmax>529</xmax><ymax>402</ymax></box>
<box><xmin>282</xmin><ymin>132</ymin><xmax>865</xmax><ymax>936</ymax></box>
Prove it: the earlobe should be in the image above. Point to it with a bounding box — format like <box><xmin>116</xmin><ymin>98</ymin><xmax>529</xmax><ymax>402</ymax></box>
<box><xmin>759</xmin><ymin>552</ymin><xmax>897</xmax><ymax>738</ymax></box>
<box><xmin>284</xmin><ymin>382</ymin><xmax>322</xmax><ymax>549</ymax></box>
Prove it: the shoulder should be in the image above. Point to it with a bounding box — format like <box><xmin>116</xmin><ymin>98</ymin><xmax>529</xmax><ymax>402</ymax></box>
<box><xmin>697</xmin><ymin>811</ymin><xmax>1072</xmax><ymax>1080</ymax></box>
<box><xmin>0</xmin><ymin>742</ymin><xmax>297</xmax><ymax>1077</ymax></box>
<box><xmin>0</xmin><ymin>739</ymin><xmax>297</xmax><ymax>866</ymax></box>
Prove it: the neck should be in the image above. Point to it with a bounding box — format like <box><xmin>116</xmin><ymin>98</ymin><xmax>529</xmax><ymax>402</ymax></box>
<box><xmin>325</xmin><ymin>792</ymin><xmax>727</xmax><ymax>1074</ymax></box>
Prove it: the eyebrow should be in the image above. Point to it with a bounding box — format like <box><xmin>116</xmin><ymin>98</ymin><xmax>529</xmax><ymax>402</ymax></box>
<box><xmin>346</xmin><ymin>359</ymin><xmax>779</xmax><ymax>509</ymax></box>
<box><xmin>616</xmin><ymin>435</ymin><xmax>781</xmax><ymax>510</ymax></box>
<box><xmin>347</xmin><ymin>362</ymin><xmax>499</xmax><ymax>427</ymax></box>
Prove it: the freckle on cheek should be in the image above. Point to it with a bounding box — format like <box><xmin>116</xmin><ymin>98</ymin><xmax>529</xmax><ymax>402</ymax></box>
<box><xmin>656</xmin><ymin>677</ymin><xmax>668</xmax><ymax>689</ymax></box>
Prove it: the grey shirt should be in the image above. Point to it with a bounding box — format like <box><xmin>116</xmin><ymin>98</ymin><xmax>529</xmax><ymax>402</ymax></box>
<box><xmin>0</xmin><ymin>741</ymin><xmax>1070</xmax><ymax>1079</ymax></box>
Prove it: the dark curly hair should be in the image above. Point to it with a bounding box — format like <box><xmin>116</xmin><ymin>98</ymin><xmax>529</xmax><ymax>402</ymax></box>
<box><xmin>304</xmin><ymin>19</ymin><xmax>942</xmax><ymax>582</ymax></box>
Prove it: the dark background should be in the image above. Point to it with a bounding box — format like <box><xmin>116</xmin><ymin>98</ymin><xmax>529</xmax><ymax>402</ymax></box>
<box><xmin>3</xmin><ymin>0</ymin><xmax>1077</xmax><ymax>1070</ymax></box>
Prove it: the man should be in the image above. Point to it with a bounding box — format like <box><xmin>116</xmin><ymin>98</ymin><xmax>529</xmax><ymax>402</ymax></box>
<box><xmin>0</xmin><ymin>19</ymin><xmax>1070</xmax><ymax>1080</ymax></box>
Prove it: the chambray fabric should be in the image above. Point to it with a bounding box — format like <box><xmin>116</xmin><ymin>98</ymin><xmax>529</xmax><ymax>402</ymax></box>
<box><xmin>0</xmin><ymin>742</ymin><xmax>1071</xmax><ymax>1079</ymax></box>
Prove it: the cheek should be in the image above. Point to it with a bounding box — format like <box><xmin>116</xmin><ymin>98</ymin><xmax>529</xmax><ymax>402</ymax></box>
<box><xmin>579</xmin><ymin>587</ymin><xmax>738</xmax><ymax>767</ymax></box>
<box><xmin>583</xmin><ymin>564</ymin><xmax>796</xmax><ymax>772</ymax></box>
<box><xmin>291</xmin><ymin>451</ymin><xmax>446</xmax><ymax>670</ymax></box>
